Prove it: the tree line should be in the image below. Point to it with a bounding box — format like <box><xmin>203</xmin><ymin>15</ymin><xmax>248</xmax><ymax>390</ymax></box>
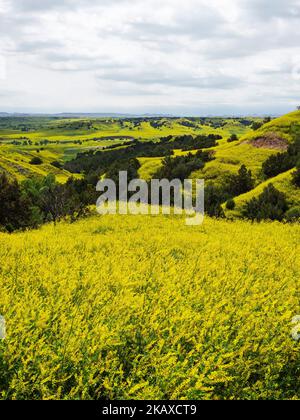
<box><xmin>64</xmin><ymin>135</ymin><xmax>221</xmax><ymax>176</ymax></box>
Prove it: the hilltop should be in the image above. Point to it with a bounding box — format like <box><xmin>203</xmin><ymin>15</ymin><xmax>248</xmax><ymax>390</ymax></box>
<box><xmin>243</xmin><ymin>111</ymin><xmax>300</xmax><ymax>143</ymax></box>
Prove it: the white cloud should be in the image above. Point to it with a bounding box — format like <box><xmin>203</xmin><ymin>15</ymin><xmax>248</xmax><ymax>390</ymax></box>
<box><xmin>0</xmin><ymin>0</ymin><xmax>299</xmax><ymax>114</ymax></box>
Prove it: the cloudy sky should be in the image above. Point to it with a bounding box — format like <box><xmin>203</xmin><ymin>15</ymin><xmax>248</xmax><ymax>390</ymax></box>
<box><xmin>0</xmin><ymin>0</ymin><xmax>300</xmax><ymax>115</ymax></box>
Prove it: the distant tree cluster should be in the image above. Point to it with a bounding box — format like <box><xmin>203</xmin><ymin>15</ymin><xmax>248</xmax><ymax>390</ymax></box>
<box><xmin>251</xmin><ymin>117</ymin><xmax>271</xmax><ymax>131</ymax></box>
<box><xmin>170</xmin><ymin>134</ymin><xmax>222</xmax><ymax>150</ymax></box>
<box><xmin>64</xmin><ymin>135</ymin><xmax>221</xmax><ymax>176</ymax></box>
<box><xmin>55</xmin><ymin>120</ymin><xmax>95</xmax><ymax>130</ymax></box>
<box><xmin>149</xmin><ymin>120</ymin><xmax>170</xmax><ymax>129</ymax></box>
<box><xmin>179</xmin><ymin>120</ymin><xmax>198</xmax><ymax>129</ymax></box>
<box><xmin>51</xmin><ymin>160</ymin><xmax>63</xmax><ymax>169</ymax></box>
<box><xmin>64</xmin><ymin>140</ymin><xmax>172</xmax><ymax>175</ymax></box>
<box><xmin>154</xmin><ymin>150</ymin><xmax>213</xmax><ymax>182</ymax></box>
<box><xmin>105</xmin><ymin>158</ymin><xmax>141</xmax><ymax>189</ymax></box>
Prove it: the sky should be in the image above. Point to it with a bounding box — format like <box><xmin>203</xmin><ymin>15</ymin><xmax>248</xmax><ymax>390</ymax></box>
<box><xmin>0</xmin><ymin>0</ymin><xmax>300</xmax><ymax>115</ymax></box>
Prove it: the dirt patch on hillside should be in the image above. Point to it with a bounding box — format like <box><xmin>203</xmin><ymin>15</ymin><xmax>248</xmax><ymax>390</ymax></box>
<box><xmin>245</xmin><ymin>133</ymin><xmax>289</xmax><ymax>150</ymax></box>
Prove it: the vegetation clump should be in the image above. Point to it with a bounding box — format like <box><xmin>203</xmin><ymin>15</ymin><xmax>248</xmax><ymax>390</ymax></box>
<box><xmin>262</xmin><ymin>137</ymin><xmax>300</xmax><ymax>178</ymax></box>
<box><xmin>243</xmin><ymin>184</ymin><xmax>289</xmax><ymax>221</ymax></box>
<box><xmin>227</xmin><ymin>133</ymin><xmax>238</xmax><ymax>142</ymax></box>
<box><xmin>29</xmin><ymin>156</ymin><xmax>43</xmax><ymax>165</ymax></box>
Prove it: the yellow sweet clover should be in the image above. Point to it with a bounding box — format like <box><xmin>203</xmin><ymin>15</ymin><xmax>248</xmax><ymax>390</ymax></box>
<box><xmin>0</xmin><ymin>213</ymin><xmax>299</xmax><ymax>400</ymax></box>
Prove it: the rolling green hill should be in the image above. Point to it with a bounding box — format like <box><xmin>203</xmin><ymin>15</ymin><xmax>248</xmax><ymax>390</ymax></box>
<box><xmin>0</xmin><ymin>116</ymin><xmax>259</xmax><ymax>181</ymax></box>
<box><xmin>225</xmin><ymin>169</ymin><xmax>299</xmax><ymax>218</ymax></box>
<box><xmin>188</xmin><ymin>111</ymin><xmax>300</xmax><ymax>215</ymax></box>
<box><xmin>0</xmin><ymin>113</ymin><xmax>299</xmax><ymax>218</ymax></box>
<box><xmin>243</xmin><ymin>110</ymin><xmax>300</xmax><ymax>143</ymax></box>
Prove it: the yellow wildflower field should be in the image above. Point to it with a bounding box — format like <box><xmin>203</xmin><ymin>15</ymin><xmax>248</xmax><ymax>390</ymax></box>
<box><xmin>0</xmin><ymin>214</ymin><xmax>299</xmax><ymax>400</ymax></box>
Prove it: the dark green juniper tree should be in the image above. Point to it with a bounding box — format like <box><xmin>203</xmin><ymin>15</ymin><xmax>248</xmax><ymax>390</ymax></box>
<box><xmin>243</xmin><ymin>184</ymin><xmax>288</xmax><ymax>222</ymax></box>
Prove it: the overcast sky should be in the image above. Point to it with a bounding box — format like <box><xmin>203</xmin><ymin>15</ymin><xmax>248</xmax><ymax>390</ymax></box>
<box><xmin>0</xmin><ymin>0</ymin><xmax>300</xmax><ymax>115</ymax></box>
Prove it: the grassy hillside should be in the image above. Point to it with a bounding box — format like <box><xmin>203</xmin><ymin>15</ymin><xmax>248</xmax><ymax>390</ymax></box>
<box><xmin>225</xmin><ymin>169</ymin><xmax>300</xmax><ymax>218</ymax></box>
<box><xmin>0</xmin><ymin>144</ymin><xmax>77</xmax><ymax>182</ymax></box>
<box><xmin>192</xmin><ymin>112</ymin><xmax>300</xmax><ymax>186</ymax></box>
<box><xmin>243</xmin><ymin>111</ymin><xmax>300</xmax><ymax>143</ymax></box>
<box><xmin>191</xmin><ymin>142</ymin><xmax>277</xmax><ymax>185</ymax></box>
<box><xmin>0</xmin><ymin>116</ymin><xmax>258</xmax><ymax>181</ymax></box>
<box><xmin>190</xmin><ymin>112</ymin><xmax>300</xmax><ymax>212</ymax></box>
<box><xmin>0</xmin><ymin>213</ymin><xmax>299</xmax><ymax>399</ymax></box>
<box><xmin>1</xmin><ymin>113</ymin><xmax>299</xmax><ymax>217</ymax></box>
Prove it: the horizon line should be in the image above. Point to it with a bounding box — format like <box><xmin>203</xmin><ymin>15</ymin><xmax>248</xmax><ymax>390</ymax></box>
<box><xmin>0</xmin><ymin>111</ymin><xmax>284</xmax><ymax>118</ymax></box>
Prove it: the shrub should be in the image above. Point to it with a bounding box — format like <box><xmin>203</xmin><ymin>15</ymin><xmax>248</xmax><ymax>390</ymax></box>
<box><xmin>227</xmin><ymin>134</ymin><xmax>238</xmax><ymax>143</ymax></box>
<box><xmin>262</xmin><ymin>153</ymin><xmax>294</xmax><ymax>178</ymax></box>
<box><xmin>243</xmin><ymin>184</ymin><xmax>288</xmax><ymax>221</ymax></box>
<box><xmin>227</xmin><ymin>165</ymin><xmax>255</xmax><ymax>196</ymax></box>
<box><xmin>154</xmin><ymin>153</ymin><xmax>208</xmax><ymax>182</ymax></box>
<box><xmin>30</xmin><ymin>156</ymin><xmax>43</xmax><ymax>165</ymax></box>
